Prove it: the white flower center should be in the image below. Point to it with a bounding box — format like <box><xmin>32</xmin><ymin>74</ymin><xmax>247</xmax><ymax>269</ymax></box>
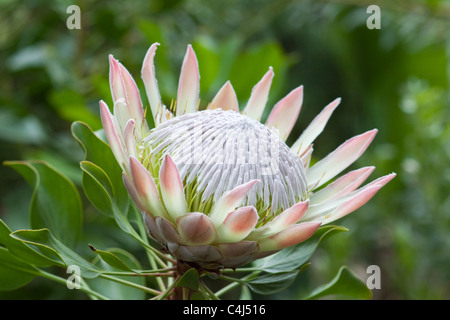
<box><xmin>142</xmin><ymin>109</ymin><xmax>307</xmax><ymax>214</ymax></box>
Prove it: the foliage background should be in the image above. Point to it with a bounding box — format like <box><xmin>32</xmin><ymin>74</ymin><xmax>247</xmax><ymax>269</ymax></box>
<box><xmin>0</xmin><ymin>0</ymin><xmax>449</xmax><ymax>299</ymax></box>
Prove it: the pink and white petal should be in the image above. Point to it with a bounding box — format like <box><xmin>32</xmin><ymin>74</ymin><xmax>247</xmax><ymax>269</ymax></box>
<box><xmin>118</xmin><ymin>62</ymin><xmax>146</xmax><ymax>132</ymax></box>
<box><xmin>109</xmin><ymin>55</ymin><xmax>147</xmax><ymax>137</ymax></box>
<box><xmin>113</xmin><ymin>98</ymin><xmax>131</xmax><ymax>134</ymax></box>
<box><xmin>265</xmin><ymin>85</ymin><xmax>303</xmax><ymax>141</ymax></box>
<box><xmin>303</xmin><ymin>173</ymin><xmax>396</xmax><ymax>223</ymax></box>
<box><xmin>258</xmin><ymin>221</ymin><xmax>321</xmax><ymax>252</ymax></box>
<box><xmin>307</xmin><ymin>129</ymin><xmax>378</xmax><ymax>189</ymax></box>
<box><xmin>300</xmin><ymin>145</ymin><xmax>313</xmax><ymax>169</ymax></box>
<box><xmin>99</xmin><ymin>100</ymin><xmax>128</xmax><ymax>171</ymax></box>
<box><xmin>176</xmin><ymin>45</ymin><xmax>200</xmax><ymax>116</ymax></box>
<box><xmin>217</xmin><ymin>206</ymin><xmax>258</xmax><ymax>242</ymax></box>
<box><xmin>129</xmin><ymin>157</ymin><xmax>167</xmax><ymax>218</ymax></box>
<box><xmin>208</xmin><ymin>81</ymin><xmax>239</xmax><ymax>112</ymax></box>
<box><xmin>176</xmin><ymin>212</ymin><xmax>217</xmax><ymax>245</ymax></box>
<box><xmin>159</xmin><ymin>155</ymin><xmax>187</xmax><ymax>220</ymax></box>
<box><xmin>242</xmin><ymin>68</ymin><xmax>274</xmax><ymax>120</ymax></box>
<box><xmin>122</xmin><ymin>172</ymin><xmax>147</xmax><ymax>213</ymax></box>
<box><xmin>109</xmin><ymin>55</ymin><xmax>126</xmax><ymax>103</ymax></box>
<box><xmin>359</xmin><ymin>172</ymin><xmax>397</xmax><ymax>189</ymax></box>
<box><xmin>251</xmin><ymin>200</ymin><xmax>310</xmax><ymax>239</ymax></box>
<box><xmin>123</xmin><ymin>119</ymin><xmax>137</xmax><ymax>159</ymax></box>
<box><xmin>209</xmin><ymin>180</ymin><xmax>259</xmax><ymax>226</ymax></box>
<box><xmin>310</xmin><ymin>166</ymin><xmax>375</xmax><ymax>205</ymax></box>
<box><xmin>320</xmin><ymin>185</ymin><xmax>383</xmax><ymax>225</ymax></box>
<box><xmin>141</xmin><ymin>42</ymin><xmax>164</xmax><ymax>124</ymax></box>
<box><xmin>291</xmin><ymin>98</ymin><xmax>341</xmax><ymax>155</ymax></box>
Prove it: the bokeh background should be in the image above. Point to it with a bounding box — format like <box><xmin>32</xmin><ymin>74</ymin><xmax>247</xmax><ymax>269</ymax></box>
<box><xmin>0</xmin><ymin>0</ymin><xmax>449</xmax><ymax>299</ymax></box>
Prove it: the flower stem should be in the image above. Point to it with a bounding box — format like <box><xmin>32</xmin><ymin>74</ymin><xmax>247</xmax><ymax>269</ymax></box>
<box><xmin>99</xmin><ymin>270</ymin><xmax>176</xmax><ymax>277</ymax></box>
<box><xmin>154</xmin><ymin>279</ymin><xmax>178</xmax><ymax>300</ymax></box>
<box><xmin>99</xmin><ymin>274</ymin><xmax>161</xmax><ymax>296</ymax></box>
<box><xmin>35</xmin><ymin>269</ymin><xmax>109</xmax><ymax>300</ymax></box>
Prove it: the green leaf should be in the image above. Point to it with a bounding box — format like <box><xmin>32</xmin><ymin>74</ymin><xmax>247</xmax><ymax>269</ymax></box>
<box><xmin>4</xmin><ymin>161</ymin><xmax>83</xmax><ymax>247</ymax></box>
<box><xmin>80</xmin><ymin>161</ymin><xmax>114</xmax><ymax>216</ymax></box>
<box><xmin>89</xmin><ymin>245</ymin><xmax>137</xmax><ymax>272</ymax></box>
<box><xmin>255</xmin><ymin>225</ymin><xmax>348</xmax><ymax>274</ymax></box>
<box><xmin>248</xmin><ymin>271</ymin><xmax>299</xmax><ymax>295</ymax></box>
<box><xmin>71</xmin><ymin>121</ymin><xmax>129</xmax><ymax>215</ymax></box>
<box><xmin>245</xmin><ymin>226</ymin><xmax>347</xmax><ymax>295</ymax></box>
<box><xmin>247</xmin><ymin>263</ymin><xmax>311</xmax><ymax>295</ymax></box>
<box><xmin>303</xmin><ymin>266</ymin><xmax>373</xmax><ymax>300</ymax></box>
<box><xmin>176</xmin><ymin>268</ymin><xmax>199</xmax><ymax>291</ymax></box>
<box><xmin>0</xmin><ymin>219</ymin><xmax>64</xmax><ymax>267</ymax></box>
<box><xmin>88</xmin><ymin>248</ymin><xmax>146</xmax><ymax>300</ymax></box>
<box><xmin>0</xmin><ymin>247</ymin><xmax>38</xmax><ymax>291</ymax></box>
<box><xmin>10</xmin><ymin>229</ymin><xmax>101</xmax><ymax>279</ymax></box>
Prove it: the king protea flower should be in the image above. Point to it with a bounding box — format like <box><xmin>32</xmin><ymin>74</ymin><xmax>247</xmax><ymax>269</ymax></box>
<box><xmin>99</xmin><ymin>43</ymin><xmax>395</xmax><ymax>270</ymax></box>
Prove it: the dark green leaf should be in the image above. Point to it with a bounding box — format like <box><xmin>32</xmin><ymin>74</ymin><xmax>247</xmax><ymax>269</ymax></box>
<box><xmin>80</xmin><ymin>161</ymin><xmax>114</xmax><ymax>216</ymax></box>
<box><xmin>176</xmin><ymin>268</ymin><xmax>199</xmax><ymax>291</ymax></box>
<box><xmin>0</xmin><ymin>247</ymin><xmax>38</xmax><ymax>291</ymax></box>
<box><xmin>303</xmin><ymin>266</ymin><xmax>372</xmax><ymax>300</ymax></box>
<box><xmin>0</xmin><ymin>219</ymin><xmax>64</xmax><ymax>267</ymax></box>
<box><xmin>71</xmin><ymin>121</ymin><xmax>129</xmax><ymax>215</ymax></box>
<box><xmin>4</xmin><ymin>161</ymin><xmax>83</xmax><ymax>247</ymax></box>
<box><xmin>247</xmin><ymin>263</ymin><xmax>310</xmax><ymax>295</ymax></box>
<box><xmin>248</xmin><ymin>271</ymin><xmax>298</xmax><ymax>295</ymax></box>
<box><xmin>89</xmin><ymin>245</ymin><xmax>137</xmax><ymax>272</ymax></box>
<box><xmin>10</xmin><ymin>229</ymin><xmax>100</xmax><ymax>279</ymax></box>
<box><xmin>88</xmin><ymin>248</ymin><xmax>146</xmax><ymax>300</ymax></box>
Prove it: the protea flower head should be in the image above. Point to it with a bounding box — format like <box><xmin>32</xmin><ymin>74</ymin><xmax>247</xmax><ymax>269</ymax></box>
<box><xmin>100</xmin><ymin>42</ymin><xmax>395</xmax><ymax>270</ymax></box>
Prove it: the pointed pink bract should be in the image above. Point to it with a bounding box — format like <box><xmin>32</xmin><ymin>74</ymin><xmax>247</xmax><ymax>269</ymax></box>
<box><xmin>209</xmin><ymin>180</ymin><xmax>259</xmax><ymax>226</ymax></box>
<box><xmin>292</xmin><ymin>97</ymin><xmax>341</xmax><ymax>155</ymax></box>
<box><xmin>218</xmin><ymin>206</ymin><xmax>258</xmax><ymax>242</ymax></box>
<box><xmin>243</xmin><ymin>68</ymin><xmax>274</xmax><ymax>120</ymax></box>
<box><xmin>310</xmin><ymin>166</ymin><xmax>375</xmax><ymax>205</ymax></box>
<box><xmin>208</xmin><ymin>81</ymin><xmax>239</xmax><ymax>112</ymax></box>
<box><xmin>176</xmin><ymin>45</ymin><xmax>200</xmax><ymax>116</ymax></box>
<box><xmin>159</xmin><ymin>155</ymin><xmax>187</xmax><ymax>220</ymax></box>
<box><xmin>99</xmin><ymin>100</ymin><xmax>128</xmax><ymax>171</ymax></box>
<box><xmin>259</xmin><ymin>221</ymin><xmax>321</xmax><ymax>252</ymax></box>
<box><xmin>307</xmin><ymin>129</ymin><xmax>378</xmax><ymax>189</ymax></box>
<box><xmin>141</xmin><ymin>42</ymin><xmax>165</xmax><ymax>124</ymax></box>
<box><xmin>265</xmin><ymin>86</ymin><xmax>303</xmax><ymax>141</ymax></box>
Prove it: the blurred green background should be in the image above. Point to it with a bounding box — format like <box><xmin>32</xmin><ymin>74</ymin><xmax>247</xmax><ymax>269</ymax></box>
<box><xmin>0</xmin><ymin>0</ymin><xmax>449</xmax><ymax>299</ymax></box>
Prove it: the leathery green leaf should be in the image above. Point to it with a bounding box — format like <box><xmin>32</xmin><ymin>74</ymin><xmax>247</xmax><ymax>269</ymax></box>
<box><xmin>0</xmin><ymin>219</ymin><xmax>64</xmax><ymax>267</ymax></box>
<box><xmin>304</xmin><ymin>266</ymin><xmax>372</xmax><ymax>300</ymax></box>
<box><xmin>88</xmin><ymin>248</ymin><xmax>146</xmax><ymax>300</ymax></box>
<box><xmin>0</xmin><ymin>247</ymin><xmax>38</xmax><ymax>291</ymax></box>
<box><xmin>4</xmin><ymin>160</ymin><xmax>83</xmax><ymax>247</ymax></box>
<box><xmin>80</xmin><ymin>161</ymin><xmax>114</xmax><ymax>216</ymax></box>
<box><xmin>176</xmin><ymin>268</ymin><xmax>199</xmax><ymax>291</ymax></box>
<box><xmin>71</xmin><ymin>121</ymin><xmax>129</xmax><ymax>215</ymax></box>
<box><xmin>88</xmin><ymin>245</ymin><xmax>137</xmax><ymax>272</ymax></box>
<box><xmin>10</xmin><ymin>229</ymin><xmax>101</xmax><ymax>279</ymax></box>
